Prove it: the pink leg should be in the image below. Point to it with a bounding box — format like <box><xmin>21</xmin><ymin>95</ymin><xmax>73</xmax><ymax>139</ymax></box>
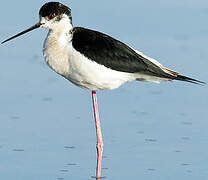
<box><xmin>92</xmin><ymin>91</ymin><xmax>103</xmax><ymax>179</ymax></box>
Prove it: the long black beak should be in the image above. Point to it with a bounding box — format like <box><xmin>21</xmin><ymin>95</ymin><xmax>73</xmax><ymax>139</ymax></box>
<box><xmin>1</xmin><ymin>22</ymin><xmax>41</xmax><ymax>44</ymax></box>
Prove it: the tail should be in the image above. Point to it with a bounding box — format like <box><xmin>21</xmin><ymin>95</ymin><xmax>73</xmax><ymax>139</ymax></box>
<box><xmin>160</xmin><ymin>66</ymin><xmax>205</xmax><ymax>85</ymax></box>
<box><xmin>132</xmin><ymin>49</ymin><xmax>205</xmax><ymax>85</ymax></box>
<box><xmin>174</xmin><ymin>74</ymin><xmax>205</xmax><ymax>85</ymax></box>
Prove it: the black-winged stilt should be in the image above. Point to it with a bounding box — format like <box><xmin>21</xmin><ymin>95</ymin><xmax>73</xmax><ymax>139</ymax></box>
<box><xmin>1</xmin><ymin>2</ymin><xmax>204</xmax><ymax>179</ymax></box>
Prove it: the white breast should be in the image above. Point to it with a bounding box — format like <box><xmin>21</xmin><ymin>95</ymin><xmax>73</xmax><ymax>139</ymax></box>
<box><xmin>43</xmin><ymin>30</ymin><xmax>70</xmax><ymax>77</ymax></box>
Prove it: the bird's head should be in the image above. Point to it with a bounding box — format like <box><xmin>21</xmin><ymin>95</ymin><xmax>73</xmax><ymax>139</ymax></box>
<box><xmin>39</xmin><ymin>2</ymin><xmax>72</xmax><ymax>30</ymax></box>
<box><xmin>2</xmin><ymin>2</ymin><xmax>72</xmax><ymax>44</ymax></box>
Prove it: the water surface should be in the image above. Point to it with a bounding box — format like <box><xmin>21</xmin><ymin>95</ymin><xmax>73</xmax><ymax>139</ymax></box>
<box><xmin>0</xmin><ymin>0</ymin><xmax>208</xmax><ymax>179</ymax></box>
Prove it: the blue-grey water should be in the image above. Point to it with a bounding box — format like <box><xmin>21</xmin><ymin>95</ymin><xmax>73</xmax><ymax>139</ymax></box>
<box><xmin>1</xmin><ymin>0</ymin><xmax>208</xmax><ymax>180</ymax></box>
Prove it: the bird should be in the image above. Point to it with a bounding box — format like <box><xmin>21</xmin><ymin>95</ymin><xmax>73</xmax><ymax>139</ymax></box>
<box><xmin>1</xmin><ymin>1</ymin><xmax>204</xmax><ymax>179</ymax></box>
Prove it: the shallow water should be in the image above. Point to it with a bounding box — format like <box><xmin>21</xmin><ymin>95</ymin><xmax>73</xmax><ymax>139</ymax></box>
<box><xmin>1</xmin><ymin>0</ymin><xmax>208</xmax><ymax>180</ymax></box>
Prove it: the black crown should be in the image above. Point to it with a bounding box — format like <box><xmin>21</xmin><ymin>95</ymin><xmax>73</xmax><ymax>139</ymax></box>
<box><xmin>39</xmin><ymin>2</ymin><xmax>72</xmax><ymax>20</ymax></box>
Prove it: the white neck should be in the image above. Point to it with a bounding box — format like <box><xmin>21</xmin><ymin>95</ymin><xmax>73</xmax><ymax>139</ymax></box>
<box><xmin>46</xmin><ymin>16</ymin><xmax>73</xmax><ymax>47</ymax></box>
<box><xmin>52</xmin><ymin>18</ymin><xmax>73</xmax><ymax>34</ymax></box>
<box><xmin>42</xmin><ymin>14</ymin><xmax>74</xmax><ymax>77</ymax></box>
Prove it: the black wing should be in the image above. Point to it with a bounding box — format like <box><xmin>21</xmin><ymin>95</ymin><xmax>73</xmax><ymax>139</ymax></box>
<box><xmin>71</xmin><ymin>27</ymin><xmax>173</xmax><ymax>78</ymax></box>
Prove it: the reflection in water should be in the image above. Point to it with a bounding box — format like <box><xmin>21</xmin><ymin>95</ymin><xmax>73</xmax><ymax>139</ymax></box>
<box><xmin>137</xmin><ymin>131</ymin><xmax>144</xmax><ymax>134</ymax></box>
<box><xmin>181</xmin><ymin>137</ymin><xmax>190</xmax><ymax>140</ymax></box>
<box><xmin>91</xmin><ymin>175</ymin><xmax>106</xmax><ymax>179</ymax></box>
<box><xmin>42</xmin><ymin>97</ymin><xmax>53</xmax><ymax>102</ymax></box>
<box><xmin>145</xmin><ymin>138</ymin><xmax>157</xmax><ymax>142</ymax></box>
<box><xmin>102</xmin><ymin>168</ymin><xmax>109</xmax><ymax>170</ymax></box>
<box><xmin>12</xmin><ymin>149</ymin><xmax>25</xmax><ymax>152</ymax></box>
<box><xmin>102</xmin><ymin>155</ymin><xmax>108</xmax><ymax>159</ymax></box>
<box><xmin>181</xmin><ymin>163</ymin><xmax>191</xmax><ymax>166</ymax></box>
<box><xmin>182</xmin><ymin>122</ymin><xmax>192</xmax><ymax>125</ymax></box>
<box><xmin>186</xmin><ymin>170</ymin><xmax>192</xmax><ymax>173</ymax></box>
<box><xmin>64</xmin><ymin>146</ymin><xmax>76</xmax><ymax>149</ymax></box>
<box><xmin>147</xmin><ymin>168</ymin><xmax>156</xmax><ymax>171</ymax></box>
<box><xmin>150</xmin><ymin>90</ymin><xmax>163</xmax><ymax>95</ymax></box>
<box><xmin>67</xmin><ymin>163</ymin><xmax>77</xmax><ymax>166</ymax></box>
<box><xmin>10</xmin><ymin>116</ymin><xmax>20</xmax><ymax>120</ymax></box>
<box><xmin>140</xmin><ymin>112</ymin><xmax>149</xmax><ymax>116</ymax></box>
<box><xmin>60</xmin><ymin>169</ymin><xmax>69</xmax><ymax>172</ymax></box>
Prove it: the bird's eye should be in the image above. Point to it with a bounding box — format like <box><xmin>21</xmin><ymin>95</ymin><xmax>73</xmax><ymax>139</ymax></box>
<box><xmin>48</xmin><ymin>14</ymin><xmax>55</xmax><ymax>20</ymax></box>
